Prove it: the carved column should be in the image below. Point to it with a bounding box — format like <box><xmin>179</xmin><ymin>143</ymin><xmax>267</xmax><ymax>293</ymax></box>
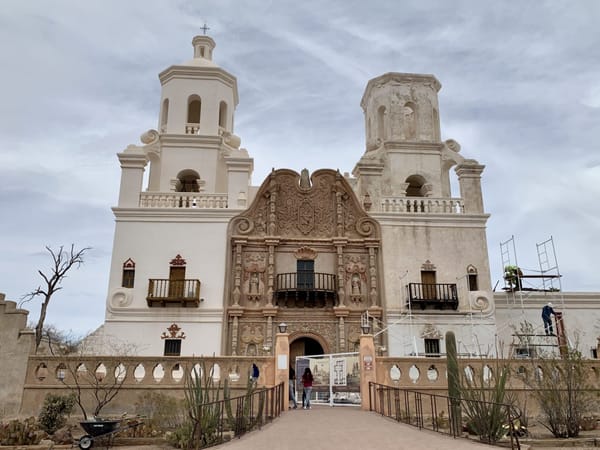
<box><xmin>265</xmin><ymin>239</ymin><xmax>279</xmax><ymax>307</ymax></box>
<box><xmin>334</xmin><ymin>239</ymin><xmax>347</xmax><ymax>307</ymax></box>
<box><xmin>367</xmin><ymin>244</ymin><xmax>378</xmax><ymax>307</ymax></box>
<box><xmin>233</xmin><ymin>240</ymin><xmax>246</xmax><ymax>306</ymax></box>
<box><xmin>335</xmin><ymin>182</ymin><xmax>344</xmax><ymax>237</ymax></box>
<box><xmin>334</xmin><ymin>308</ymin><xmax>349</xmax><ymax>353</ymax></box>
<box><xmin>267</xmin><ymin>180</ymin><xmax>278</xmax><ymax>236</ymax></box>
<box><xmin>229</xmin><ymin>308</ymin><xmax>243</xmax><ymax>355</ymax></box>
<box><xmin>262</xmin><ymin>307</ymin><xmax>278</xmax><ymax>353</ymax></box>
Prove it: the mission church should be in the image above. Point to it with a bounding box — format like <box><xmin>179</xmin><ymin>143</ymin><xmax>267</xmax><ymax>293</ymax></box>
<box><xmin>92</xmin><ymin>34</ymin><xmax>596</xmax><ymax>361</ymax></box>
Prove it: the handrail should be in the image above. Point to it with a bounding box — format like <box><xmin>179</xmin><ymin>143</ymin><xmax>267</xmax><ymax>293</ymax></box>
<box><xmin>368</xmin><ymin>382</ymin><xmax>520</xmax><ymax>450</ymax></box>
<box><xmin>275</xmin><ymin>272</ymin><xmax>337</xmax><ymax>292</ymax></box>
<box><xmin>189</xmin><ymin>382</ymin><xmax>285</xmax><ymax>446</ymax></box>
<box><xmin>407</xmin><ymin>283</ymin><xmax>458</xmax><ymax>310</ymax></box>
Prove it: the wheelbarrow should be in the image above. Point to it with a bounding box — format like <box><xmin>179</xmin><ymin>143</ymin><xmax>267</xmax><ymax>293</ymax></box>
<box><xmin>78</xmin><ymin>417</ymin><xmax>143</xmax><ymax>449</ymax></box>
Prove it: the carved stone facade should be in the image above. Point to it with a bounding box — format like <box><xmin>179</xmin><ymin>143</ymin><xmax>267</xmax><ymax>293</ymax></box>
<box><xmin>225</xmin><ymin>169</ymin><xmax>382</xmax><ymax>355</ymax></box>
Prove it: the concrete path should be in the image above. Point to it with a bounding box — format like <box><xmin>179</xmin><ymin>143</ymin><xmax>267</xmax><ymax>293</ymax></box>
<box><xmin>210</xmin><ymin>405</ymin><xmax>510</xmax><ymax>450</ymax></box>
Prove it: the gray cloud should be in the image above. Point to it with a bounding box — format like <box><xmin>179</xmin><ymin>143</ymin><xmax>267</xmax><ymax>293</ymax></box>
<box><xmin>1</xmin><ymin>0</ymin><xmax>599</xmax><ymax>334</ymax></box>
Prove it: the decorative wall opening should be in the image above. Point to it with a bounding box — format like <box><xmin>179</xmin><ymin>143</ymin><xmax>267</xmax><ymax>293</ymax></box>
<box><xmin>377</xmin><ymin>105</ymin><xmax>386</xmax><ymax>140</ymax></box>
<box><xmin>160</xmin><ymin>98</ymin><xmax>169</xmax><ymax>132</ymax></box>
<box><xmin>121</xmin><ymin>258</ymin><xmax>135</xmax><ymax>288</ymax></box>
<box><xmin>187</xmin><ymin>96</ymin><xmax>201</xmax><ymax>124</ymax></box>
<box><xmin>405</xmin><ymin>174</ymin><xmax>427</xmax><ymax>197</ymax></box>
<box><xmin>218</xmin><ymin>101</ymin><xmax>228</xmax><ymax>129</ymax></box>
<box><xmin>176</xmin><ymin>169</ymin><xmax>201</xmax><ymax>193</ymax></box>
<box><xmin>467</xmin><ymin>265</ymin><xmax>478</xmax><ymax>291</ymax></box>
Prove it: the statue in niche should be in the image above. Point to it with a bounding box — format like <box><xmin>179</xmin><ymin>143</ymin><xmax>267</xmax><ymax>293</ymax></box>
<box><xmin>351</xmin><ymin>274</ymin><xmax>362</xmax><ymax>295</ymax></box>
<box><xmin>244</xmin><ymin>253</ymin><xmax>266</xmax><ymax>302</ymax></box>
<box><xmin>345</xmin><ymin>256</ymin><xmax>367</xmax><ymax>304</ymax></box>
<box><xmin>249</xmin><ymin>272</ymin><xmax>260</xmax><ymax>295</ymax></box>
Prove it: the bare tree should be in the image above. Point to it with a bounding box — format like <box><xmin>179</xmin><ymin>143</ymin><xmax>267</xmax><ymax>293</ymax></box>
<box><xmin>21</xmin><ymin>244</ymin><xmax>90</xmax><ymax>352</ymax></box>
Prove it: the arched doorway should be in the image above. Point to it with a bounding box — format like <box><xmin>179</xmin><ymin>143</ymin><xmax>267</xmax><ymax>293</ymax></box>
<box><xmin>290</xmin><ymin>336</ymin><xmax>325</xmax><ymax>364</ymax></box>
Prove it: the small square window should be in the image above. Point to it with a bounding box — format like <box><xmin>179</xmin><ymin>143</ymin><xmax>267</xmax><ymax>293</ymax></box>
<box><xmin>424</xmin><ymin>339</ymin><xmax>440</xmax><ymax>357</ymax></box>
<box><xmin>164</xmin><ymin>339</ymin><xmax>181</xmax><ymax>356</ymax></box>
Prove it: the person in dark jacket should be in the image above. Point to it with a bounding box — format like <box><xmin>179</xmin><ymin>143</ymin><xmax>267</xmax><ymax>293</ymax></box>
<box><xmin>251</xmin><ymin>363</ymin><xmax>260</xmax><ymax>384</ymax></box>
<box><xmin>542</xmin><ymin>302</ymin><xmax>556</xmax><ymax>336</ymax></box>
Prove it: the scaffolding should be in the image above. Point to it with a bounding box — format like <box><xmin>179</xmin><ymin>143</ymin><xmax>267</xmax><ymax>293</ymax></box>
<box><xmin>498</xmin><ymin>235</ymin><xmax>568</xmax><ymax>357</ymax></box>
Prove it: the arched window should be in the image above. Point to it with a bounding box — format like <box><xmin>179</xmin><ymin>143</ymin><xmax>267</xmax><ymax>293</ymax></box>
<box><xmin>176</xmin><ymin>169</ymin><xmax>201</xmax><ymax>193</ymax></box>
<box><xmin>403</xmin><ymin>102</ymin><xmax>417</xmax><ymax>139</ymax></box>
<box><xmin>405</xmin><ymin>174</ymin><xmax>427</xmax><ymax>197</ymax></box>
<box><xmin>122</xmin><ymin>258</ymin><xmax>135</xmax><ymax>288</ymax></box>
<box><xmin>160</xmin><ymin>98</ymin><xmax>169</xmax><ymax>132</ymax></box>
<box><xmin>467</xmin><ymin>265</ymin><xmax>478</xmax><ymax>291</ymax></box>
<box><xmin>218</xmin><ymin>101</ymin><xmax>228</xmax><ymax>129</ymax></box>
<box><xmin>377</xmin><ymin>105</ymin><xmax>386</xmax><ymax>141</ymax></box>
<box><xmin>186</xmin><ymin>96</ymin><xmax>201</xmax><ymax>134</ymax></box>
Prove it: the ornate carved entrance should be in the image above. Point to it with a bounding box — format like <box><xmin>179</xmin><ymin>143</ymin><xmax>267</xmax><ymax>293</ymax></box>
<box><xmin>224</xmin><ymin>169</ymin><xmax>383</xmax><ymax>355</ymax></box>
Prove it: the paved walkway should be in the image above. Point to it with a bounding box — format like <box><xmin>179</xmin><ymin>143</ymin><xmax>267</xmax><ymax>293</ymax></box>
<box><xmin>209</xmin><ymin>405</ymin><xmax>510</xmax><ymax>450</ymax></box>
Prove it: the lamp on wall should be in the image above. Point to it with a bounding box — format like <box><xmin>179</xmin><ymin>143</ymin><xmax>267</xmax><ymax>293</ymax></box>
<box><xmin>278</xmin><ymin>322</ymin><xmax>288</xmax><ymax>333</ymax></box>
<box><xmin>361</xmin><ymin>323</ymin><xmax>371</xmax><ymax>335</ymax></box>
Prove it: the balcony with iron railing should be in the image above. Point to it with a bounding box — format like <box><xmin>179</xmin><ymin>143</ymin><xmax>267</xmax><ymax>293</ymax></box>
<box><xmin>407</xmin><ymin>283</ymin><xmax>458</xmax><ymax>310</ymax></box>
<box><xmin>147</xmin><ymin>279</ymin><xmax>201</xmax><ymax>307</ymax></box>
<box><xmin>275</xmin><ymin>273</ymin><xmax>337</xmax><ymax>308</ymax></box>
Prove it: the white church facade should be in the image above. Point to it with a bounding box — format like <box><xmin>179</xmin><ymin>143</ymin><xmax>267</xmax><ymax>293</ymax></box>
<box><xmin>95</xmin><ymin>34</ymin><xmax>597</xmax><ymax>360</ymax></box>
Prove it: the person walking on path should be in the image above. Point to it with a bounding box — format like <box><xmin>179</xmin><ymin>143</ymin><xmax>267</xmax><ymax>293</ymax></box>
<box><xmin>289</xmin><ymin>365</ymin><xmax>298</xmax><ymax>409</ymax></box>
<box><xmin>542</xmin><ymin>302</ymin><xmax>556</xmax><ymax>336</ymax></box>
<box><xmin>302</xmin><ymin>367</ymin><xmax>313</xmax><ymax>409</ymax></box>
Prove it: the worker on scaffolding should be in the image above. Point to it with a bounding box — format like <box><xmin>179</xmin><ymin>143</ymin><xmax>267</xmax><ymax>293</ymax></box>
<box><xmin>542</xmin><ymin>302</ymin><xmax>556</xmax><ymax>336</ymax></box>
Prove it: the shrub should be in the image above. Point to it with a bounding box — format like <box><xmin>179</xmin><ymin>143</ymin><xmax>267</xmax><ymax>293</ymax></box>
<box><xmin>134</xmin><ymin>392</ymin><xmax>185</xmax><ymax>433</ymax></box>
<box><xmin>38</xmin><ymin>393</ymin><xmax>75</xmax><ymax>434</ymax></box>
<box><xmin>0</xmin><ymin>417</ymin><xmax>43</xmax><ymax>445</ymax></box>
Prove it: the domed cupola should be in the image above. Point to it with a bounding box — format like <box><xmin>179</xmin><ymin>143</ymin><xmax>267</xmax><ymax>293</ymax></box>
<box><xmin>157</xmin><ymin>35</ymin><xmax>238</xmax><ymax>136</ymax></box>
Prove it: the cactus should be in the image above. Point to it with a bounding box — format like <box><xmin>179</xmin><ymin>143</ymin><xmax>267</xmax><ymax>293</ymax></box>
<box><xmin>0</xmin><ymin>417</ymin><xmax>43</xmax><ymax>446</ymax></box>
<box><xmin>446</xmin><ymin>331</ymin><xmax>462</xmax><ymax>436</ymax></box>
<box><xmin>183</xmin><ymin>361</ymin><xmax>223</xmax><ymax>449</ymax></box>
<box><xmin>224</xmin><ymin>377</ymin><xmax>265</xmax><ymax>435</ymax></box>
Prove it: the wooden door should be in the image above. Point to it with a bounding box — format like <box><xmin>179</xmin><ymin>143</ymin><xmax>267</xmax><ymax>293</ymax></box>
<box><xmin>421</xmin><ymin>270</ymin><xmax>436</xmax><ymax>299</ymax></box>
<box><xmin>169</xmin><ymin>266</ymin><xmax>186</xmax><ymax>298</ymax></box>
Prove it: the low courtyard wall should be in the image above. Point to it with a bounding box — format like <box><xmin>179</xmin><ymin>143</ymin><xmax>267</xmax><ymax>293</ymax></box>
<box><xmin>21</xmin><ymin>355</ymin><xmax>275</xmax><ymax>417</ymax></box>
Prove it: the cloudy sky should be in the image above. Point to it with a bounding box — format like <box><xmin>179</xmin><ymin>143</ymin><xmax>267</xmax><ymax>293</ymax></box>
<box><xmin>1</xmin><ymin>1</ymin><xmax>599</xmax><ymax>336</ymax></box>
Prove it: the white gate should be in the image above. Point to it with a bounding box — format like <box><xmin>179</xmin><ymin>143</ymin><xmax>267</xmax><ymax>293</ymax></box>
<box><xmin>295</xmin><ymin>352</ymin><xmax>360</xmax><ymax>407</ymax></box>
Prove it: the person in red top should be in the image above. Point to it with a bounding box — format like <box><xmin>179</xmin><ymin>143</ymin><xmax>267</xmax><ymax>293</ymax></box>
<box><xmin>301</xmin><ymin>367</ymin><xmax>313</xmax><ymax>409</ymax></box>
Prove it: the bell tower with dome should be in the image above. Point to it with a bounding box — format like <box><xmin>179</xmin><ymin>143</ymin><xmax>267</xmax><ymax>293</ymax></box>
<box><xmin>98</xmin><ymin>35</ymin><xmax>255</xmax><ymax>356</ymax></box>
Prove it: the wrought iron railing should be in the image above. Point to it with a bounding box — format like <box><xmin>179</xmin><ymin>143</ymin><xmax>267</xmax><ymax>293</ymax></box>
<box><xmin>274</xmin><ymin>273</ymin><xmax>337</xmax><ymax>307</ymax></box>
<box><xmin>188</xmin><ymin>382</ymin><xmax>285</xmax><ymax>447</ymax></box>
<box><xmin>276</xmin><ymin>272</ymin><xmax>337</xmax><ymax>292</ymax></box>
<box><xmin>407</xmin><ymin>283</ymin><xmax>458</xmax><ymax>310</ymax></box>
<box><xmin>147</xmin><ymin>279</ymin><xmax>201</xmax><ymax>307</ymax></box>
<box><xmin>369</xmin><ymin>383</ymin><xmax>521</xmax><ymax>450</ymax></box>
